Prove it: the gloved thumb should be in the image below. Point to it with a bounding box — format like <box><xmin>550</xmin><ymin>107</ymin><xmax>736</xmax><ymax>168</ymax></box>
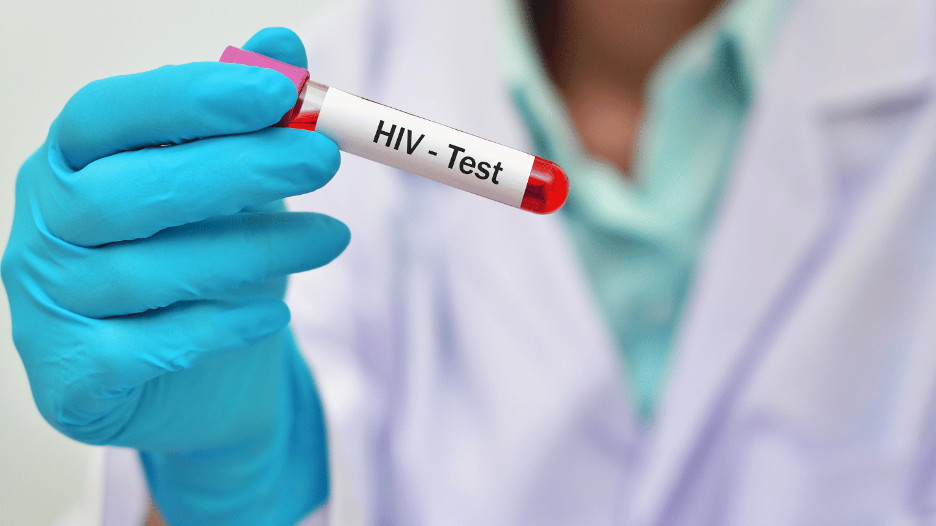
<box><xmin>243</xmin><ymin>27</ymin><xmax>308</xmax><ymax>69</ymax></box>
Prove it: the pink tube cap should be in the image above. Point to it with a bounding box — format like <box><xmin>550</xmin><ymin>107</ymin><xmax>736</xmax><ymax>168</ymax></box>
<box><xmin>220</xmin><ymin>46</ymin><xmax>310</xmax><ymax>126</ymax></box>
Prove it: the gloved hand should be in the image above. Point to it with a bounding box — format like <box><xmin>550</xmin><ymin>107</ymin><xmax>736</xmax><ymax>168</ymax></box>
<box><xmin>1</xmin><ymin>27</ymin><xmax>343</xmax><ymax>525</ymax></box>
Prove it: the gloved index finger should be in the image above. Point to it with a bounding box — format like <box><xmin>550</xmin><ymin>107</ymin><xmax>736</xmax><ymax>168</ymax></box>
<box><xmin>52</xmin><ymin>62</ymin><xmax>299</xmax><ymax>170</ymax></box>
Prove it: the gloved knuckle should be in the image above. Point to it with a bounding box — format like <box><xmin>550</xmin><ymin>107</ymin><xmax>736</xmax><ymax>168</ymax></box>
<box><xmin>54</xmin><ymin>182</ymin><xmax>113</xmax><ymax>247</ymax></box>
<box><xmin>75</xmin><ymin>249</ymin><xmax>156</xmax><ymax>318</ymax></box>
<box><xmin>60</xmin><ymin>80</ymin><xmax>101</xmax><ymax>127</ymax></box>
<box><xmin>55</xmin><ymin>81</ymin><xmax>109</xmax><ymax>167</ymax></box>
<box><xmin>16</xmin><ymin>144</ymin><xmax>89</xmax><ymax>247</ymax></box>
<box><xmin>33</xmin><ymin>374</ymin><xmax>83</xmax><ymax>438</ymax></box>
<box><xmin>59</xmin><ymin>271</ymin><xmax>118</xmax><ymax>319</ymax></box>
<box><xmin>41</xmin><ymin>369</ymin><xmax>128</xmax><ymax>445</ymax></box>
<box><xmin>0</xmin><ymin>245</ymin><xmax>22</xmax><ymax>292</ymax></box>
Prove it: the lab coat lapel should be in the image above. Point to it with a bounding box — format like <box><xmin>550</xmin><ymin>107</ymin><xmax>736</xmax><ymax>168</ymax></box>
<box><xmin>629</xmin><ymin>0</ymin><xmax>935</xmax><ymax>523</ymax></box>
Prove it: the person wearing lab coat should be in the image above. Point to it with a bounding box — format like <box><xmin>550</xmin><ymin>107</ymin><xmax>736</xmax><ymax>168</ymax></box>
<box><xmin>15</xmin><ymin>0</ymin><xmax>936</xmax><ymax>523</ymax></box>
<box><xmin>290</xmin><ymin>0</ymin><xmax>936</xmax><ymax>522</ymax></box>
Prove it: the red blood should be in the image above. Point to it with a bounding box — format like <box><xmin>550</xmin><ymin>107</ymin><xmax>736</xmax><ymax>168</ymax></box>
<box><xmin>288</xmin><ymin>111</ymin><xmax>320</xmax><ymax>132</ymax></box>
<box><xmin>520</xmin><ymin>157</ymin><xmax>569</xmax><ymax>214</ymax></box>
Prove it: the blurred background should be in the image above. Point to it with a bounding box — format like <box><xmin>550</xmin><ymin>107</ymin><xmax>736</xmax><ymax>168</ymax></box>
<box><xmin>0</xmin><ymin>1</ymin><xmax>327</xmax><ymax>523</ymax></box>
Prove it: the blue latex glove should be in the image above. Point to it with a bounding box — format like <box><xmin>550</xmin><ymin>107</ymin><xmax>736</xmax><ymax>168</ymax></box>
<box><xmin>1</xmin><ymin>28</ymin><xmax>343</xmax><ymax>525</ymax></box>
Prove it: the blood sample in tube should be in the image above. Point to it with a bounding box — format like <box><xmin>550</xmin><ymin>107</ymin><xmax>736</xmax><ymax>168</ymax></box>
<box><xmin>221</xmin><ymin>46</ymin><xmax>568</xmax><ymax>214</ymax></box>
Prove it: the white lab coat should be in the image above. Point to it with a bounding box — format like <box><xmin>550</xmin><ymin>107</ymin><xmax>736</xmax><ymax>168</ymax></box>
<box><xmin>93</xmin><ymin>0</ymin><xmax>936</xmax><ymax>524</ymax></box>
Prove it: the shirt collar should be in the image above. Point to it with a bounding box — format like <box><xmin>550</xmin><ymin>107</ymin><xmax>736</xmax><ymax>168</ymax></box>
<box><xmin>494</xmin><ymin>0</ymin><xmax>789</xmax><ymax>170</ymax></box>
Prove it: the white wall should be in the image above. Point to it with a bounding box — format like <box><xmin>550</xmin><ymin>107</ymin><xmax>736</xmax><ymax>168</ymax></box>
<box><xmin>0</xmin><ymin>1</ymin><xmax>327</xmax><ymax>523</ymax></box>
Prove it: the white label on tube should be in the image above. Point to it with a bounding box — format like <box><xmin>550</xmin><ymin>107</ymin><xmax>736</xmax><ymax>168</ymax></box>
<box><xmin>316</xmin><ymin>89</ymin><xmax>532</xmax><ymax>208</ymax></box>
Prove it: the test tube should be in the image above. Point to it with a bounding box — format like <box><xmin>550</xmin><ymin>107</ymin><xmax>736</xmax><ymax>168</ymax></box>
<box><xmin>220</xmin><ymin>46</ymin><xmax>568</xmax><ymax>214</ymax></box>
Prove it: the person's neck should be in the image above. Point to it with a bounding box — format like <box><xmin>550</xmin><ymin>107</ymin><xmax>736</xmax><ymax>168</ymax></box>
<box><xmin>533</xmin><ymin>0</ymin><xmax>725</xmax><ymax>174</ymax></box>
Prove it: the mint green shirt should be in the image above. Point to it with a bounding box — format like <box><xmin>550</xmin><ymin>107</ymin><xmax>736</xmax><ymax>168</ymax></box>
<box><xmin>496</xmin><ymin>0</ymin><xmax>788</xmax><ymax>422</ymax></box>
